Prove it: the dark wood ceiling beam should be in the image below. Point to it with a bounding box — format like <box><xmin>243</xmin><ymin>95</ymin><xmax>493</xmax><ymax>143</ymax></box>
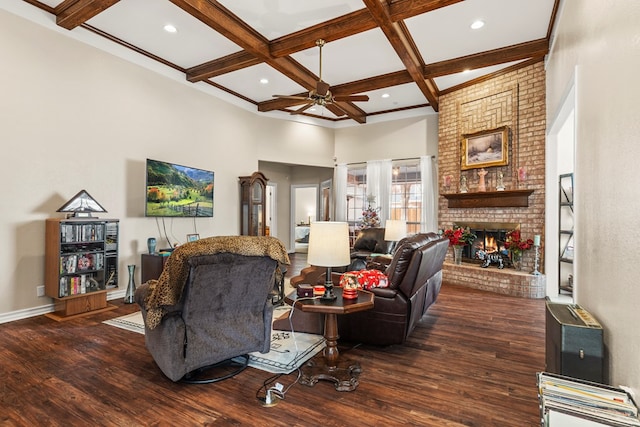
<box><xmin>362</xmin><ymin>0</ymin><xmax>439</xmax><ymax>111</ymax></box>
<box><xmin>55</xmin><ymin>0</ymin><xmax>120</xmax><ymax>30</ymax></box>
<box><xmin>270</xmin><ymin>0</ymin><xmax>463</xmax><ymax>58</ymax></box>
<box><xmin>331</xmin><ymin>70</ymin><xmax>413</xmax><ymax>96</ymax></box>
<box><xmin>389</xmin><ymin>0</ymin><xmax>464</xmax><ymax>21</ymax></box>
<box><xmin>169</xmin><ymin>1</ymin><xmax>317</xmax><ymax>89</ymax></box>
<box><xmin>440</xmin><ymin>57</ymin><xmax>543</xmax><ymax>96</ymax></box>
<box><xmin>186</xmin><ymin>51</ymin><xmax>261</xmax><ymax>82</ymax></box>
<box><xmin>185</xmin><ymin>0</ymin><xmax>463</xmax><ymax>84</ymax></box>
<box><xmin>169</xmin><ymin>0</ymin><xmax>365</xmax><ymax>122</ymax></box>
<box><xmin>270</xmin><ymin>10</ymin><xmax>376</xmax><ymax>57</ymax></box>
<box><xmin>423</xmin><ymin>39</ymin><xmax>549</xmax><ymax>78</ymax></box>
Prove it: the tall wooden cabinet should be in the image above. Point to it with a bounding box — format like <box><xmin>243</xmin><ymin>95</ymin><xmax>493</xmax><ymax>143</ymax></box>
<box><xmin>45</xmin><ymin>217</ymin><xmax>119</xmax><ymax>321</ymax></box>
<box><xmin>239</xmin><ymin>171</ymin><xmax>268</xmax><ymax>236</ymax></box>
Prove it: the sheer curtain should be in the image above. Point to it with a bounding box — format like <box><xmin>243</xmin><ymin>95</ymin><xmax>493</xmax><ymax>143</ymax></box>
<box><xmin>420</xmin><ymin>156</ymin><xmax>437</xmax><ymax>232</ymax></box>
<box><xmin>366</xmin><ymin>159</ymin><xmax>392</xmax><ymax>224</ymax></box>
<box><xmin>334</xmin><ymin>164</ymin><xmax>348</xmax><ymax>221</ymax></box>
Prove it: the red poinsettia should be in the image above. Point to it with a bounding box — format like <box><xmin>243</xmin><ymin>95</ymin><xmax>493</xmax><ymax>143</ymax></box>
<box><xmin>443</xmin><ymin>226</ymin><xmax>476</xmax><ymax>246</ymax></box>
<box><xmin>504</xmin><ymin>229</ymin><xmax>534</xmax><ymax>256</ymax></box>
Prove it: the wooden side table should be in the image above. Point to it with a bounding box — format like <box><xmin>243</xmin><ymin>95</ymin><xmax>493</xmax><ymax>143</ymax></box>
<box><xmin>141</xmin><ymin>253</ymin><xmax>170</xmax><ymax>283</ymax></box>
<box><xmin>285</xmin><ymin>288</ymin><xmax>374</xmax><ymax>391</ymax></box>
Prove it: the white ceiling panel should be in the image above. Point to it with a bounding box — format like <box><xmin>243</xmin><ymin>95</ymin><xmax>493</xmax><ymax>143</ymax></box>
<box><xmin>365</xmin><ymin>83</ymin><xmax>427</xmax><ymax>113</ymax></box>
<box><xmin>406</xmin><ymin>0</ymin><xmax>555</xmax><ymax>64</ymax></box>
<box><xmin>86</xmin><ymin>0</ymin><xmax>241</xmax><ymax>68</ymax></box>
<box><xmin>217</xmin><ymin>0</ymin><xmax>363</xmax><ymax>40</ymax></box>
<box><xmin>211</xmin><ymin>63</ymin><xmax>306</xmax><ymax>103</ymax></box>
<box><xmin>290</xmin><ymin>29</ymin><xmax>406</xmax><ymax>87</ymax></box>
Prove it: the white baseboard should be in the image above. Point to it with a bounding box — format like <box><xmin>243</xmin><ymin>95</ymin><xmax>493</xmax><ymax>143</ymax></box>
<box><xmin>0</xmin><ymin>289</ymin><xmax>127</xmax><ymax>324</ymax></box>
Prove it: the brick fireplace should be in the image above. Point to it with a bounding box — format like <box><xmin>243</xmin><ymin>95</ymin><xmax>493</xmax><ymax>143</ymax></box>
<box><xmin>437</xmin><ymin>61</ymin><xmax>546</xmax><ymax>299</ymax></box>
<box><xmin>454</xmin><ymin>221</ymin><xmax>518</xmax><ymax>263</ymax></box>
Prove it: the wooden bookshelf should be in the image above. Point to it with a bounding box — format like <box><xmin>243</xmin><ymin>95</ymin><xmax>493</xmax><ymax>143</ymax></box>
<box><xmin>44</xmin><ymin>217</ymin><xmax>119</xmax><ymax>321</ymax></box>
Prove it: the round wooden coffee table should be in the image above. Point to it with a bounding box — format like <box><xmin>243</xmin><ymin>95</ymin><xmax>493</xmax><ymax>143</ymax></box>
<box><xmin>285</xmin><ymin>287</ymin><xmax>374</xmax><ymax>391</ymax></box>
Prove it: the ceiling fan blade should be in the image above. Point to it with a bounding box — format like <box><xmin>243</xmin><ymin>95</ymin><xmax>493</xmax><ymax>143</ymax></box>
<box><xmin>316</xmin><ymin>80</ymin><xmax>330</xmax><ymax>97</ymax></box>
<box><xmin>290</xmin><ymin>103</ymin><xmax>315</xmax><ymax>115</ymax></box>
<box><xmin>334</xmin><ymin>94</ymin><xmax>369</xmax><ymax>102</ymax></box>
<box><xmin>273</xmin><ymin>95</ymin><xmax>309</xmax><ymax>100</ymax></box>
<box><xmin>326</xmin><ymin>103</ymin><xmax>347</xmax><ymax>117</ymax></box>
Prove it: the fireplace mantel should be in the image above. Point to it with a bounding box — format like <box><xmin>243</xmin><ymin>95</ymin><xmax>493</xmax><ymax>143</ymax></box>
<box><xmin>443</xmin><ymin>189</ymin><xmax>534</xmax><ymax>208</ymax></box>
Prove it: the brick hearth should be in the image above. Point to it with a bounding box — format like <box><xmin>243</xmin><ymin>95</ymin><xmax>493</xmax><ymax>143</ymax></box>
<box><xmin>443</xmin><ymin>262</ymin><xmax>546</xmax><ymax>299</ymax></box>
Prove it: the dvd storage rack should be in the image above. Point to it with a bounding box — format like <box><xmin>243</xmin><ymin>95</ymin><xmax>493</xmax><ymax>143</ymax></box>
<box><xmin>45</xmin><ymin>217</ymin><xmax>119</xmax><ymax>321</ymax></box>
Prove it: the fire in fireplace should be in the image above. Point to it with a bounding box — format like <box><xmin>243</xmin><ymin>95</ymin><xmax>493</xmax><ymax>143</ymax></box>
<box><xmin>454</xmin><ymin>222</ymin><xmax>519</xmax><ymax>263</ymax></box>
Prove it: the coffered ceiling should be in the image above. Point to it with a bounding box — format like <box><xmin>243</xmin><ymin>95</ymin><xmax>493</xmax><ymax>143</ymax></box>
<box><xmin>16</xmin><ymin>0</ymin><xmax>558</xmax><ymax>126</ymax></box>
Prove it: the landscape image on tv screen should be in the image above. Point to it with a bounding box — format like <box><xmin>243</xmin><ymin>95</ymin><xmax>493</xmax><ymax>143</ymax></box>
<box><xmin>145</xmin><ymin>159</ymin><xmax>214</xmax><ymax>217</ymax></box>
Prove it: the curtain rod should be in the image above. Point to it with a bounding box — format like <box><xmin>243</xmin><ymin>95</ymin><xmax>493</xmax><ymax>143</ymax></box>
<box><xmin>343</xmin><ymin>155</ymin><xmax>435</xmax><ymax>166</ymax></box>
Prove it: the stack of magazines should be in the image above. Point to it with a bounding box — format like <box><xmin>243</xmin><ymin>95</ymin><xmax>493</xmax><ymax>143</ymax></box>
<box><xmin>538</xmin><ymin>372</ymin><xmax>640</xmax><ymax>426</ymax></box>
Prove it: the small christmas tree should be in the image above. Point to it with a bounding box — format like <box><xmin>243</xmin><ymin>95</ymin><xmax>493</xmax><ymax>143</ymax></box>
<box><xmin>359</xmin><ymin>195</ymin><xmax>381</xmax><ymax>229</ymax></box>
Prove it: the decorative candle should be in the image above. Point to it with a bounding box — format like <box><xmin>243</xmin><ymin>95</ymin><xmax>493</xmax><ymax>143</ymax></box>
<box><xmin>534</xmin><ymin>235</ymin><xmax>541</xmax><ymax>246</ymax></box>
<box><xmin>518</xmin><ymin>166</ymin><xmax>527</xmax><ymax>182</ymax></box>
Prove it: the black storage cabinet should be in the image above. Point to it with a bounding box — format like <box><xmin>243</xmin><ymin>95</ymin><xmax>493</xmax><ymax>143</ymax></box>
<box><xmin>545</xmin><ymin>301</ymin><xmax>604</xmax><ymax>383</ymax></box>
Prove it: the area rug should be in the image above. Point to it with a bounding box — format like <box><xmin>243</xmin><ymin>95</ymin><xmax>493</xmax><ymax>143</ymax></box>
<box><xmin>103</xmin><ymin>305</ymin><xmax>324</xmax><ymax>375</ymax></box>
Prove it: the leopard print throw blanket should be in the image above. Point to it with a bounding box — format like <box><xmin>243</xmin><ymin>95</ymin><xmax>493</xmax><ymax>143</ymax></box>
<box><xmin>143</xmin><ymin>235</ymin><xmax>290</xmax><ymax>329</ymax></box>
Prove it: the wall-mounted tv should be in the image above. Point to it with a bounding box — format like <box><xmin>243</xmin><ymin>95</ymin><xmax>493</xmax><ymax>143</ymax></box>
<box><xmin>145</xmin><ymin>158</ymin><xmax>214</xmax><ymax>217</ymax></box>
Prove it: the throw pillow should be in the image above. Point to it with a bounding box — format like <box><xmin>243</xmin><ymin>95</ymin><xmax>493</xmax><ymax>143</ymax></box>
<box><xmin>339</xmin><ymin>269</ymin><xmax>389</xmax><ymax>291</ymax></box>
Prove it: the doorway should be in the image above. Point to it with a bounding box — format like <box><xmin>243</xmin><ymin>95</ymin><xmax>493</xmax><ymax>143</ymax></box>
<box><xmin>291</xmin><ymin>185</ymin><xmax>318</xmax><ymax>252</ymax></box>
<box><xmin>546</xmin><ymin>68</ymin><xmax>576</xmax><ymax>302</ymax></box>
<box><xmin>266</xmin><ymin>183</ymin><xmax>277</xmax><ymax>237</ymax></box>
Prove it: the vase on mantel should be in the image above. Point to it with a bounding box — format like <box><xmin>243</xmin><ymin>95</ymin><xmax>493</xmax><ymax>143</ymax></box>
<box><xmin>453</xmin><ymin>245</ymin><xmax>463</xmax><ymax>265</ymax></box>
<box><xmin>511</xmin><ymin>252</ymin><xmax>522</xmax><ymax>271</ymax></box>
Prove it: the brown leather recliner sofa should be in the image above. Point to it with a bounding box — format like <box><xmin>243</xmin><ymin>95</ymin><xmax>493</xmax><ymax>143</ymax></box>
<box><xmin>287</xmin><ymin>232</ymin><xmax>449</xmax><ymax>346</ymax></box>
<box><xmin>338</xmin><ymin>232</ymin><xmax>449</xmax><ymax>345</ymax></box>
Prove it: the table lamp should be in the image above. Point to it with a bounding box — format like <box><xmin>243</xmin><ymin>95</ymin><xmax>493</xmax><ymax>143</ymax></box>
<box><xmin>307</xmin><ymin>221</ymin><xmax>351</xmax><ymax>301</ymax></box>
<box><xmin>384</xmin><ymin>219</ymin><xmax>407</xmax><ymax>253</ymax></box>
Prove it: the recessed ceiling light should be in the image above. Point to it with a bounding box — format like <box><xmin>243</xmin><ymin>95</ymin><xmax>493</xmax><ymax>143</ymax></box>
<box><xmin>463</xmin><ymin>69</ymin><xmax>471</xmax><ymax>74</ymax></box>
<box><xmin>470</xmin><ymin>20</ymin><xmax>484</xmax><ymax>30</ymax></box>
<box><xmin>381</xmin><ymin>93</ymin><xmax>390</xmax><ymax>99</ymax></box>
<box><xmin>259</xmin><ymin>78</ymin><xmax>269</xmax><ymax>84</ymax></box>
<box><xmin>164</xmin><ymin>24</ymin><xmax>178</xmax><ymax>33</ymax></box>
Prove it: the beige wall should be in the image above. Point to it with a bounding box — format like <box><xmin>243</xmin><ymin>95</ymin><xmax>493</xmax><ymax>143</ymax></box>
<box><xmin>0</xmin><ymin>9</ymin><xmax>334</xmax><ymax>317</ymax></box>
<box><xmin>334</xmin><ymin>115</ymin><xmax>438</xmax><ymax>164</ymax></box>
<box><xmin>546</xmin><ymin>1</ymin><xmax>640</xmax><ymax>392</ymax></box>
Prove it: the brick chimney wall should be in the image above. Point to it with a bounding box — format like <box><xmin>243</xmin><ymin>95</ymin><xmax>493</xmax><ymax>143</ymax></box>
<box><xmin>438</xmin><ymin>61</ymin><xmax>546</xmax><ymax>272</ymax></box>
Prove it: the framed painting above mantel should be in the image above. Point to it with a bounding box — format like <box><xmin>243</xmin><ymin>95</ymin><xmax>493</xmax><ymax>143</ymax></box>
<box><xmin>461</xmin><ymin>126</ymin><xmax>509</xmax><ymax>170</ymax></box>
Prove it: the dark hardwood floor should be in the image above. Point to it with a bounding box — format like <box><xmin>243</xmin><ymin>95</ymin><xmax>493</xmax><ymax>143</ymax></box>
<box><xmin>0</xmin><ymin>253</ymin><xmax>546</xmax><ymax>426</ymax></box>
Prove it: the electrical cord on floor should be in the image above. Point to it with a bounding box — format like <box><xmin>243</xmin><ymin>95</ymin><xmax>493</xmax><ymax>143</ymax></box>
<box><xmin>255</xmin><ymin>369</ymin><xmax>302</xmax><ymax>407</ymax></box>
<box><xmin>256</xmin><ymin>295</ymin><xmax>323</xmax><ymax>407</ymax></box>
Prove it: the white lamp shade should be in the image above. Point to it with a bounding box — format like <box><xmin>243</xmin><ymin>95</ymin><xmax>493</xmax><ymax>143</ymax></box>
<box><xmin>307</xmin><ymin>221</ymin><xmax>351</xmax><ymax>267</ymax></box>
<box><xmin>384</xmin><ymin>219</ymin><xmax>407</xmax><ymax>241</ymax></box>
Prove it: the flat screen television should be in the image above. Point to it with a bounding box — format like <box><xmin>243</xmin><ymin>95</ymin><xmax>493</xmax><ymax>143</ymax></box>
<box><xmin>145</xmin><ymin>158</ymin><xmax>214</xmax><ymax>217</ymax></box>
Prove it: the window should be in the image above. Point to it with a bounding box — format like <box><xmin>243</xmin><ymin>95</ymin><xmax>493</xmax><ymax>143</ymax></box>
<box><xmin>390</xmin><ymin>160</ymin><xmax>422</xmax><ymax>234</ymax></box>
<box><xmin>345</xmin><ymin>165</ymin><xmax>367</xmax><ymax>227</ymax></box>
<box><xmin>346</xmin><ymin>159</ymin><xmax>423</xmax><ymax>235</ymax></box>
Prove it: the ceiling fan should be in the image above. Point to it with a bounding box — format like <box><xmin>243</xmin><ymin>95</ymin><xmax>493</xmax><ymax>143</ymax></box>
<box><xmin>272</xmin><ymin>39</ymin><xmax>369</xmax><ymax>116</ymax></box>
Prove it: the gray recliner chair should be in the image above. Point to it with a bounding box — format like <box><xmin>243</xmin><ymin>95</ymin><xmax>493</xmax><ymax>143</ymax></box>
<box><xmin>134</xmin><ymin>236</ymin><xmax>288</xmax><ymax>382</ymax></box>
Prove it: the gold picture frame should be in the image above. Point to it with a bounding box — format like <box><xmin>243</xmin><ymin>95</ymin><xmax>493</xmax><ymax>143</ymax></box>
<box><xmin>461</xmin><ymin>126</ymin><xmax>509</xmax><ymax>170</ymax></box>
